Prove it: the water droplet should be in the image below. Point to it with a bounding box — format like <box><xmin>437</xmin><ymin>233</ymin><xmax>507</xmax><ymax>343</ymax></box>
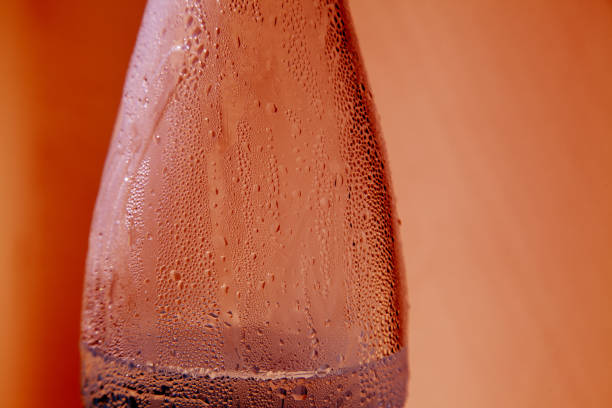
<box><xmin>317</xmin><ymin>364</ymin><xmax>331</xmax><ymax>374</ymax></box>
<box><xmin>265</xmin><ymin>102</ymin><xmax>278</xmax><ymax>114</ymax></box>
<box><xmin>170</xmin><ymin>270</ymin><xmax>181</xmax><ymax>281</ymax></box>
<box><xmin>335</xmin><ymin>173</ymin><xmax>344</xmax><ymax>187</ymax></box>
<box><xmin>292</xmin><ymin>385</ymin><xmax>308</xmax><ymax>401</ymax></box>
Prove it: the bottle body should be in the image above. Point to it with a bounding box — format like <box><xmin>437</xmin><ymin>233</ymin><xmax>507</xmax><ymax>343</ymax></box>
<box><xmin>81</xmin><ymin>0</ymin><xmax>408</xmax><ymax>406</ymax></box>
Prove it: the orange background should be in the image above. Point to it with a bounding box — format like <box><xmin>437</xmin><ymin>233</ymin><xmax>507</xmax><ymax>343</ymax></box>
<box><xmin>1</xmin><ymin>1</ymin><xmax>611</xmax><ymax>407</ymax></box>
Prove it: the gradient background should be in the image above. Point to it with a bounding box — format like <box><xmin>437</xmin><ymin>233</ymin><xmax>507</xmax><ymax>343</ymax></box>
<box><xmin>1</xmin><ymin>1</ymin><xmax>611</xmax><ymax>407</ymax></box>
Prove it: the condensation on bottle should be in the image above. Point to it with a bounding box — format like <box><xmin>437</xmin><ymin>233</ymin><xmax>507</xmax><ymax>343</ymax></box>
<box><xmin>81</xmin><ymin>0</ymin><xmax>408</xmax><ymax>406</ymax></box>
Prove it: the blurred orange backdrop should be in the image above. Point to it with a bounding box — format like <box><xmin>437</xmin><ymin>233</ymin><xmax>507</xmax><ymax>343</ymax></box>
<box><xmin>1</xmin><ymin>1</ymin><xmax>611</xmax><ymax>407</ymax></box>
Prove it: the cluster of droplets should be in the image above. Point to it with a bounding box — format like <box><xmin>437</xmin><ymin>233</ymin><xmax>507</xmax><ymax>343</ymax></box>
<box><xmin>321</xmin><ymin>0</ymin><xmax>405</xmax><ymax>358</ymax></box>
<box><xmin>279</xmin><ymin>0</ymin><xmax>325</xmax><ymax>118</ymax></box>
<box><xmin>228</xmin><ymin>0</ymin><xmax>263</xmax><ymax>21</ymax></box>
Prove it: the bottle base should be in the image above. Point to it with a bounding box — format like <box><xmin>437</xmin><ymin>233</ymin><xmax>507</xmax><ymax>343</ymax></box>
<box><xmin>81</xmin><ymin>344</ymin><xmax>407</xmax><ymax>408</ymax></box>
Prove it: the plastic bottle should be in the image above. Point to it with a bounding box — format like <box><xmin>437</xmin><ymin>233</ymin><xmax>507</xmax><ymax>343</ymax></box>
<box><xmin>81</xmin><ymin>0</ymin><xmax>408</xmax><ymax>406</ymax></box>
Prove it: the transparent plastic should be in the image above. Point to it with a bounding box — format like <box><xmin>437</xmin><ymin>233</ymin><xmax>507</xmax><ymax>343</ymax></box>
<box><xmin>80</xmin><ymin>0</ymin><xmax>408</xmax><ymax>406</ymax></box>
